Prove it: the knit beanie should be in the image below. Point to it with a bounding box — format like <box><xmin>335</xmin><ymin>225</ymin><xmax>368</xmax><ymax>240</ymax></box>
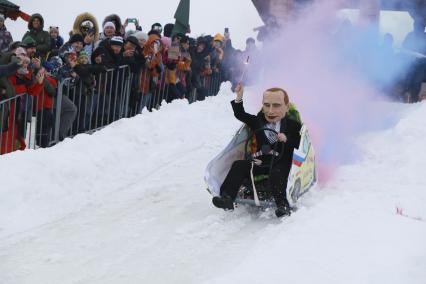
<box><xmin>110</xmin><ymin>36</ymin><xmax>124</xmax><ymax>46</ymax></box>
<box><xmin>103</xmin><ymin>21</ymin><xmax>116</xmax><ymax>30</ymax></box>
<box><xmin>133</xmin><ymin>31</ymin><xmax>148</xmax><ymax>42</ymax></box>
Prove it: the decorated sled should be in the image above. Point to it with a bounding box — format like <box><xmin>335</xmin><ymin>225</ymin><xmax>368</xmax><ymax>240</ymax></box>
<box><xmin>205</xmin><ymin>106</ymin><xmax>317</xmax><ymax>208</ymax></box>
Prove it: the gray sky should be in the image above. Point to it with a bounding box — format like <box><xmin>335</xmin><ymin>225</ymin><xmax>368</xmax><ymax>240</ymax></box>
<box><xmin>5</xmin><ymin>0</ymin><xmax>264</xmax><ymax>49</ymax></box>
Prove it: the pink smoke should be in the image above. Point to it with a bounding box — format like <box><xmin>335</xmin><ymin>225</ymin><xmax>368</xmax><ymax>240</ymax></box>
<box><xmin>247</xmin><ymin>1</ymin><xmax>400</xmax><ymax>184</ymax></box>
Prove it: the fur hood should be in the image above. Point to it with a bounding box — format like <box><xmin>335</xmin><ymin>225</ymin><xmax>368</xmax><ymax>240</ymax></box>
<box><xmin>27</xmin><ymin>13</ymin><xmax>44</xmax><ymax>30</ymax></box>
<box><xmin>102</xmin><ymin>14</ymin><xmax>123</xmax><ymax>35</ymax></box>
<box><xmin>72</xmin><ymin>12</ymin><xmax>100</xmax><ymax>42</ymax></box>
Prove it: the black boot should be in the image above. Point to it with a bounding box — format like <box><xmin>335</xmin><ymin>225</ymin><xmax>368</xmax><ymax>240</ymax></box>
<box><xmin>275</xmin><ymin>198</ymin><xmax>291</xmax><ymax>218</ymax></box>
<box><xmin>212</xmin><ymin>195</ymin><xmax>234</xmax><ymax>211</ymax></box>
<box><xmin>275</xmin><ymin>204</ymin><xmax>291</xmax><ymax>218</ymax></box>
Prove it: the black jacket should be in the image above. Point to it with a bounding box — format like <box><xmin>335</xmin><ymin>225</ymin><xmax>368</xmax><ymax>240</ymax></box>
<box><xmin>231</xmin><ymin>100</ymin><xmax>301</xmax><ymax>165</ymax></box>
<box><xmin>92</xmin><ymin>39</ymin><xmax>124</xmax><ymax>69</ymax></box>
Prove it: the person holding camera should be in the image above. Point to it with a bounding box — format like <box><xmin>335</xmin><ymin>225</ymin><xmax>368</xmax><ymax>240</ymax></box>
<box><xmin>212</xmin><ymin>84</ymin><xmax>302</xmax><ymax>218</ymax></box>
<box><xmin>123</xmin><ymin>18</ymin><xmax>142</xmax><ymax>33</ymax></box>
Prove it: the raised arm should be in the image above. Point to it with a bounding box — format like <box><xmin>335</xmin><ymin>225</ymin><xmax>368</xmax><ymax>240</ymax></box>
<box><xmin>230</xmin><ymin>83</ymin><xmax>257</xmax><ymax>129</ymax></box>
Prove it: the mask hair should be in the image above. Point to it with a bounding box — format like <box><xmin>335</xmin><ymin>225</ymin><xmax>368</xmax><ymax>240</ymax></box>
<box><xmin>264</xmin><ymin>87</ymin><xmax>289</xmax><ymax>105</ymax></box>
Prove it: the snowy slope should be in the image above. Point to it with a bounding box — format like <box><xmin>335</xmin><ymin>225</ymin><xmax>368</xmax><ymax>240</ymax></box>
<box><xmin>1</xmin><ymin>84</ymin><xmax>426</xmax><ymax>284</ymax></box>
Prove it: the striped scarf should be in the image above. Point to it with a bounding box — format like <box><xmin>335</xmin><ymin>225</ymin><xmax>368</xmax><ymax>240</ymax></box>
<box><xmin>264</xmin><ymin>121</ymin><xmax>280</xmax><ymax>144</ymax></box>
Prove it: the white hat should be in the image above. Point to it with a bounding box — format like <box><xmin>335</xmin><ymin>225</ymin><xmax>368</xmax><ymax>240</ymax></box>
<box><xmin>133</xmin><ymin>31</ymin><xmax>148</xmax><ymax>42</ymax></box>
<box><xmin>110</xmin><ymin>36</ymin><xmax>124</xmax><ymax>46</ymax></box>
<box><xmin>103</xmin><ymin>21</ymin><xmax>116</xmax><ymax>30</ymax></box>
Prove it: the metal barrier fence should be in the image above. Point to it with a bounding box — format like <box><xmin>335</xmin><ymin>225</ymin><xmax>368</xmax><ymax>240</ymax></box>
<box><xmin>0</xmin><ymin>65</ymin><xmax>224</xmax><ymax>156</ymax></box>
<box><xmin>54</xmin><ymin>65</ymin><xmax>133</xmax><ymax>141</ymax></box>
<box><xmin>1</xmin><ymin>93</ymin><xmax>30</xmax><ymax>155</ymax></box>
<box><xmin>0</xmin><ymin>91</ymin><xmax>55</xmax><ymax>154</ymax></box>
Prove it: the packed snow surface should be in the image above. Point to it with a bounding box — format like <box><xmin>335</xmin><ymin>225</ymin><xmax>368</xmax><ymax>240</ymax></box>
<box><xmin>1</xmin><ymin>83</ymin><xmax>425</xmax><ymax>283</ymax></box>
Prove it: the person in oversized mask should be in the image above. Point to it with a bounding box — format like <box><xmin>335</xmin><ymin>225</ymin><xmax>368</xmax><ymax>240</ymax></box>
<box><xmin>212</xmin><ymin>84</ymin><xmax>302</xmax><ymax>218</ymax></box>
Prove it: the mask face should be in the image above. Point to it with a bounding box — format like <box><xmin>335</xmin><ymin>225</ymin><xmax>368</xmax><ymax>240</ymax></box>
<box><xmin>262</xmin><ymin>91</ymin><xmax>289</xmax><ymax>123</ymax></box>
<box><xmin>214</xmin><ymin>41</ymin><xmax>221</xmax><ymax>48</ymax></box>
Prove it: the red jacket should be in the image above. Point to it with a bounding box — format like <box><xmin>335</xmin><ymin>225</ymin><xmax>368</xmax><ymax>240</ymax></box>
<box><xmin>8</xmin><ymin>70</ymin><xmax>55</xmax><ymax>111</ymax></box>
<box><xmin>8</xmin><ymin>70</ymin><xmax>44</xmax><ymax>99</ymax></box>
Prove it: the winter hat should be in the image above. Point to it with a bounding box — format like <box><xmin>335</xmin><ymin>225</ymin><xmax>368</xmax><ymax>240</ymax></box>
<box><xmin>9</xmin><ymin>41</ymin><xmax>22</xmax><ymax>51</ymax></box>
<box><xmin>133</xmin><ymin>31</ymin><xmax>148</xmax><ymax>42</ymax></box>
<box><xmin>213</xmin><ymin>33</ymin><xmax>224</xmax><ymax>43</ymax></box>
<box><xmin>110</xmin><ymin>36</ymin><xmax>124</xmax><ymax>46</ymax></box>
<box><xmin>151</xmin><ymin>23</ymin><xmax>162</xmax><ymax>33</ymax></box>
<box><xmin>81</xmin><ymin>20</ymin><xmax>94</xmax><ymax>29</ymax></box>
<box><xmin>69</xmin><ymin>33</ymin><xmax>84</xmax><ymax>44</ymax></box>
<box><xmin>103</xmin><ymin>21</ymin><xmax>116</xmax><ymax>30</ymax></box>
<box><xmin>125</xmin><ymin>30</ymin><xmax>135</xmax><ymax>39</ymax></box>
<box><xmin>49</xmin><ymin>26</ymin><xmax>59</xmax><ymax>33</ymax></box>
<box><xmin>125</xmin><ymin>36</ymin><xmax>139</xmax><ymax>47</ymax></box>
<box><xmin>21</xmin><ymin>37</ymin><xmax>37</xmax><ymax>48</ymax></box>
<box><xmin>48</xmin><ymin>56</ymin><xmax>63</xmax><ymax>71</ymax></box>
<box><xmin>78</xmin><ymin>50</ymin><xmax>89</xmax><ymax>60</ymax></box>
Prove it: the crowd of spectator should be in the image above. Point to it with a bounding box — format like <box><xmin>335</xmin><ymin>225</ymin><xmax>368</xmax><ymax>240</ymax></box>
<box><xmin>1</xmin><ymin>12</ymin><xmax>426</xmax><ymax>156</ymax></box>
<box><xmin>0</xmin><ymin>12</ymin><xmax>260</xmax><ymax>155</ymax></box>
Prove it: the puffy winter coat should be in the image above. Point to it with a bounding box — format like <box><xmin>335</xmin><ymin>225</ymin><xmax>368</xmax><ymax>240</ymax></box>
<box><xmin>140</xmin><ymin>34</ymin><xmax>162</xmax><ymax>94</ymax></box>
<box><xmin>22</xmin><ymin>14</ymin><xmax>51</xmax><ymax>59</ymax></box>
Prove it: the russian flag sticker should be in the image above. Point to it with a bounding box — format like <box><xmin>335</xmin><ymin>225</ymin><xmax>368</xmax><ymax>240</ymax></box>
<box><xmin>292</xmin><ymin>151</ymin><xmax>306</xmax><ymax>167</ymax></box>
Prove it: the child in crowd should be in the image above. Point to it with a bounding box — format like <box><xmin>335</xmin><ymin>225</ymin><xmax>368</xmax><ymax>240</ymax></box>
<box><xmin>49</xmin><ymin>26</ymin><xmax>64</xmax><ymax>58</ymax></box>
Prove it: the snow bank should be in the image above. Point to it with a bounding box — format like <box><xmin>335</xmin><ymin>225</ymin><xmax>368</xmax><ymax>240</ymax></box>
<box><xmin>1</xmin><ymin>84</ymin><xmax>425</xmax><ymax>283</ymax></box>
